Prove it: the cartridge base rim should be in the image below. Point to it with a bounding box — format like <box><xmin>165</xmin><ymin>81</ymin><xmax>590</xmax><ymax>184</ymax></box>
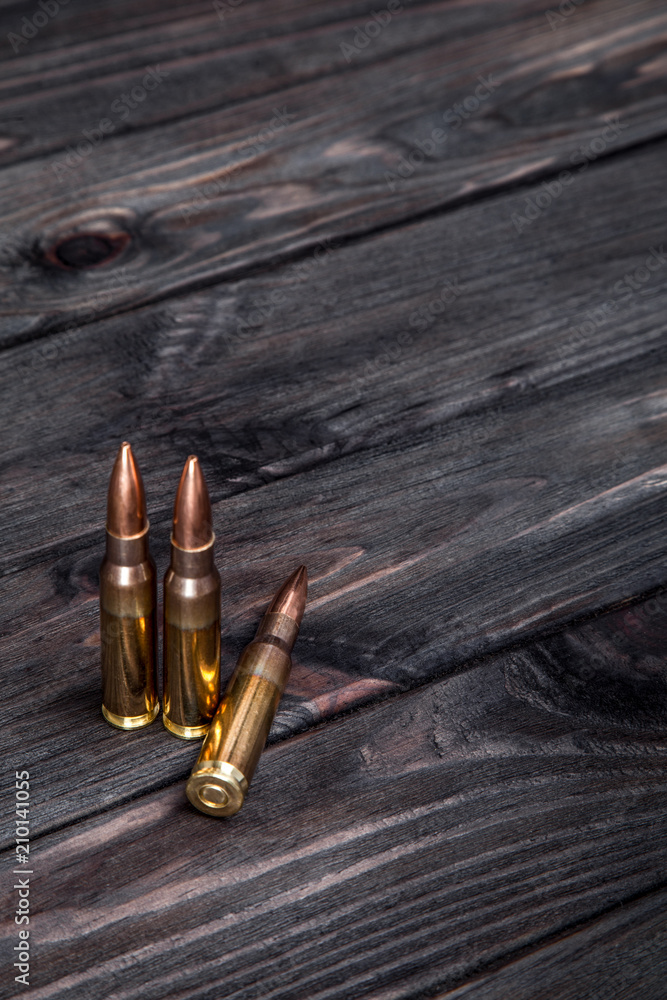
<box><xmin>187</xmin><ymin>762</ymin><xmax>247</xmax><ymax>817</ymax></box>
<box><xmin>162</xmin><ymin>714</ymin><xmax>210</xmax><ymax>740</ymax></box>
<box><xmin>102</xmin><ymin>702</ymin><xmax>159</xmax><ymax>730</ymax></box>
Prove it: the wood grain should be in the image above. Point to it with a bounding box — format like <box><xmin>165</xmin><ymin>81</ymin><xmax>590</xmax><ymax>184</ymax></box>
<box><xmin>0</xmin><ymin>0</ymin><xmax>410</xmax><ymax>165</ymax></box>
<box><xmin>1</xmin><ymin>609</ymin><xmax>665</xmax><ymax>998</ymax></box>
<box><xmin>1</xmin><ymin>0</ymin><xmax>661</xmax><ymax>165</ymax></box>
<box><xmin>439</xmin><ymin>888</ymin><xmax>667</xmax><ymax>1000</ymax></box>
<box><xmin>2</xmin><ymin>139</ymin><xmax>667</xmax><ymax>840</ymax></box>
<box><xmin>1</xmin><ymin>0</ymin><xmax>666</xmax><ymax>338</ymax></box>
<box><xmin>3</xmin><ymin>136</ymin><xmax>667</xmax><ymax>561</ymax></box>
<box><xmin>2</xmin><ymin>3</ymin><xmax>667</xmax><ymax>993</ymax></box>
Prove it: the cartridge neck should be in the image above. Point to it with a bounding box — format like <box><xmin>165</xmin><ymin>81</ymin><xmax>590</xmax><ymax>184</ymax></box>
<box><xmin>169</xmin><ymin>535</ymin><xmax>216</xmax><ymax>578</ymax></box>
<box><xmin>105</xmin><ymin>524</ymin><xmax>150</xmax><ymax>566</ymax></box>
<box><xmin>255</xmin><ymin>611</ymin><xmax>299</xmax><ymax>652</ymax></box>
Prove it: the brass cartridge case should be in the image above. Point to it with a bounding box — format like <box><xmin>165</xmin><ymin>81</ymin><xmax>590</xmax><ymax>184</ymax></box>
<box><xmin>100</xmin><ymin>526</ymin><xmax>159</xmax><ymax>728</ymax></box>
<box><xmin>163</xmin><ymin>538</ymin><xmax>221</xmax><ymax>738</ymax></box>
<box><xmin>187</xmin><ymin>566</ymin><xmax>307</xmax><ymax>817</ymax></box>
<box><xmin>101</xmin><ymin>442</ymin><xmax>158</xmax><ymax>729</ymax></box>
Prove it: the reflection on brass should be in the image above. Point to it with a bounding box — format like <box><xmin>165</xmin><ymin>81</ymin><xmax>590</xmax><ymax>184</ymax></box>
<box><xmin>102</xmin><ymin>701</ymin><xmax>159</xmax><ymax>730</ymax></box>
<box><xmin>163</xmin><ymin>456</ymin><xmax>221</xmax><ymax>739</ymax></box>
<box><xmin>100</xmin><ymin>443</ymin><xmax>158</xmax><ymax>729</ymax></box>
<box><xmin>187</xmin><ymin>566</ymin><xmax>307</xmax><ymax>817</ymax></box>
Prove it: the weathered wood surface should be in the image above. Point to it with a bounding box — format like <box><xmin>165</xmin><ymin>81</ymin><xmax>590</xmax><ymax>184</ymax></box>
<box><xmin>1</xmin><ymin>0</ymin><xmax>667</xmax><ymax>994</ymax></box>
<box><xmin>2</xmin><ymin>0</ymin><xmax>663</xmax><ymax>167</ymax></box>
<box><xmin>1</xmin><ymin>0</ymin><xmax>666</xmax><ymax>338</ymax></box>
<box><xmin>2</xmin><ymin>137</ymin><xmax>667</xmax><ymax>843</ymax></box>
<box><xmin>1</xmin><ymin>593</ymin><xmax>666</xmax><ymax>998</ymax></box>
<box><xmin>441</xmin><ymin>889</ymin><xmax>667</xmax><ymax>999</ymax></box>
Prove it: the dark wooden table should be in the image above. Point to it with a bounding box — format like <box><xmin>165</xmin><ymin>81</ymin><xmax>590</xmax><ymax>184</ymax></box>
<box><xmin>1</xmin><ymin>0</ymin><xmax>666</xmax><ymax>996</ymax></box>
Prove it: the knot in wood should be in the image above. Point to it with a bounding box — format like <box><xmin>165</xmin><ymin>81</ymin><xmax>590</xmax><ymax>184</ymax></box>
<box><xmin>47</xmin><ymin>231</ymin><xmax>131</xmax><ymax>270</ymax></box>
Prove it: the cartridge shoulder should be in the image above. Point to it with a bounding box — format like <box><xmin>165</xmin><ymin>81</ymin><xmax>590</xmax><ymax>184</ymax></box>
<box><xmin>163</xmin><ymin>563</ymin><xmax>221</xmax><ymax>630</ymax></box>
<box><xmin>100</xmin><ymin>555</ymin><xmax>157</xmax><ymax>590</ymax></box>
<box><xmin>99</xmin><ymin>557</ymin><xmax>156</xmax><ymax>617</ymax></box>
<box><xmin>235</xmin><ymin>638</ymin><xmax>292</xmax><ymax>690</ymax></box>
<box><xmin>163</xmin><ymin>565</ymin><xmax>221</xmax><ymax>599</ymax></box>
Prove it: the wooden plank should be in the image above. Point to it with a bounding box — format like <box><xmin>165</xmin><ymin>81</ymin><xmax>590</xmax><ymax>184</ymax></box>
<box><xmin>3</xmin><ymin>138</ymin><xmax>667</xmax><ymax>561</ymax></box>
<box><xmin>438</xmin><ymin>889</ymin><xmax>667</xmax><ymax>1000</ymax></box>
<box><xmin>2</xmin><ymin>2</ymin><xmax>665</xmax><ymax>993</ymax></box>
<box><xmin>1</xmin><ymin>0</ymin><xmax>666</xmax><ymax>337</ymax></box>
<box><xmin>1</xmin><ymin>142</ymin><xmax>667</xmax><ymax>836</ymax></box>
<box><xmin>0</xmin><ymin>0</ymin><xmax>398</xmax><ymax>161</ymax></box>
<box><xmin>0</xmin><ymin>0</ymin><xmax>392</xmax><ymax>80</ymax></box>
<box><xmin>2</xmin><ymin>0</ymin><xmax>656</xmax><ymax>155</ymax></box>
<box><xmin>1</xmin><ymin>620</ymin><xmax>665</xmax><ymax>998</ymax></box>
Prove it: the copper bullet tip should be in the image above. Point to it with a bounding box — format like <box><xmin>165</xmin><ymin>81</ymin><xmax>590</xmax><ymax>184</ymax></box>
<box><xmin>267</xmin><ymin>565</ymin><xmax>308</xmax><ymax>625</ymax></box>
<box><xmin>106</xmin><ymin>441</ymin><xmax>148</xmax><ymax>537</ymax></box>
<box><xmin>172</xmin><ymin>455</ymin><xmax>214</xmax><ymax>550</ymax></box>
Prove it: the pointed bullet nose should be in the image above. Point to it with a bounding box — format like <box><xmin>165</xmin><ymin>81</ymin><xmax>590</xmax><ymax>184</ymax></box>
<box><xmin>172</xmin><ymin>455</ymin><xmax>214</xmax><ymax>549</ymax></box>
<box><xmin>267</xmin><ymin>565</ymin><xmax>308</xmax><ymax>625</ymax></box>
<box><xmin>106</xmin><ymin>441</ymin><xmax>148</xmax><ymax>537</ymax></box>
